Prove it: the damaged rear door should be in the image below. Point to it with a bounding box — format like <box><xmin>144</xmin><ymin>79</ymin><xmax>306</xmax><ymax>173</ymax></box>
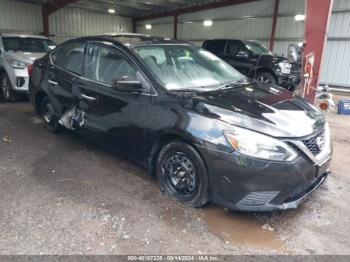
<box><xmin>76</xmin><ymin>41</ymin><xmax>150</xmax><ymax>162</ymax></box>
<box><xmin>49</xmin><ymin>40</ymin><xmax>85</xmax><ymax>115</ymax></box>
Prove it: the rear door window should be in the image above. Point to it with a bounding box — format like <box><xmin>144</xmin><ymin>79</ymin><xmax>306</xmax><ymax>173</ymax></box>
<box><xmin>203</xmin><ymin>41</ymin><xmax>225</xmax><ymax>55</ymax></box>
<box><xmin>51</xmin><ymin>41</ymin><xmax>85</xmax><ymax>75</ymax></box>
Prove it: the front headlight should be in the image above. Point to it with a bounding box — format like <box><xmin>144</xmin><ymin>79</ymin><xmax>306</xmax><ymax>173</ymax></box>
<box><xmin>7</xmin><ymin>58</ymin><xmax>28</xmax><ymax>69</ymax></box>
<box><xmin>224</xmin><ymin>127</ymin><xmax>298</xmax><ymax>161</ymax></box>
<box><xmin>278</xmin><ymin>62</ymin><xmax>291</xmax><ymax>74</ymax></box>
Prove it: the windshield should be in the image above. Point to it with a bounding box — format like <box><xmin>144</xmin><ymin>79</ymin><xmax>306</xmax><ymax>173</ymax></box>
<box><xmin>2</xmin><ymin>37</ymin><xmax>56</xmax><ymax>53</ymax></box>
<box><xmin>244</xmin><ymin>41</ymin><xmax>270</xmax><ymax>55</ymax></box>
<box><xmin>134</xmin><ymin>45</ymin><xmax>246</xmax><ymax>91</ymax></box>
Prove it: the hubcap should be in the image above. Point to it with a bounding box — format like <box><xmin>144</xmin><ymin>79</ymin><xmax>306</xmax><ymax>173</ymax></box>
<box><xmin>162</xmin><ymin>152</ymin><xmax>197</xmax><ymax>195</ymax></box>
<box><xmin>1</xmin><ymin>77</ymin><xmax>11</xmax><ymax>99</ymax></box>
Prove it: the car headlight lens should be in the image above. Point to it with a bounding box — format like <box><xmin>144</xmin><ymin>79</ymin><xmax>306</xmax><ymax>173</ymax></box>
<box><xmin>224</xmin><ymin>127</ymin><xmax>298</xmax><ymax>161</ymax></box>
<box><xmin>7</xmin><ymin>59</ymin><xmax>28</xmax><ymax>69</ymax></box>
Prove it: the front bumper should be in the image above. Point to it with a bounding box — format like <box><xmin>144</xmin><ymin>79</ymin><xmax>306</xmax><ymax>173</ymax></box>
<box><xmin>197</xmin><ymin>145</ymin><xmax>331</xmax><ymax>212</ymax></box>
<box><xmin>278</xmin><ymin>73</ymin><xmax>301</xmax><ymax>88</ymax></box>
<box><xmin>6</xmin><ymin>66</ymin><xmax>29</xmax><ymax>94</ymax></box>
<box><xmin>234</xmin><ymin>172</ymin><xmax>329</xmax><ymax>211</ymax></box>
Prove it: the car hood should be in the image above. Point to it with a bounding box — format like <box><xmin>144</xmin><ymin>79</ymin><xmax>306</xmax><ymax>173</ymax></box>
<box><xmin>179</xmin><ymin>82</ymin><xmax>325</xmax><ymax>138</ymax></box>
<box><xmin>256</xmin><ymin>53</ymin><xmax>286</xmax><ymax>65</ymax></box>
<box><xmin>6</xmin><ymin>52</ymin><xmax>46</xmax><ymax>64</ymax></box>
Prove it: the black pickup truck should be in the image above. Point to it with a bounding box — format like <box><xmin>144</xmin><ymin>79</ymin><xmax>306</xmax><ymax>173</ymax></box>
<box><xmin>202</xmin><ymin>39</ymin><xmax>301</xmax><ymax>90</ymax></box>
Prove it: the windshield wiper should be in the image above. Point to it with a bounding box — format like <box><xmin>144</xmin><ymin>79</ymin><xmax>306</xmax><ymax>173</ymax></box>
<box><xmin>170</xmin><ymin>88</ymin><xmax>203</xmax><ymax>92</ymax></box>
<box><xmin>217</xmin><ymin>79</ymin><xmax>251</xmax><ymax>90</ymax></box>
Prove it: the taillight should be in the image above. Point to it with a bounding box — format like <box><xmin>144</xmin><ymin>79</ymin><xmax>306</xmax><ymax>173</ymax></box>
<box><xmin>28</xmin><ymin>64</ymin><xmax>34</xmax><ymax>76</ymax></box>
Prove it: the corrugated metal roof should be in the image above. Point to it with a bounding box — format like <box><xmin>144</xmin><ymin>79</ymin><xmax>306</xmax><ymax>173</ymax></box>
<box><xmin>12</xmin><ymin>0</ymin><xmax>220</xmax><ymax>17</ymax></box>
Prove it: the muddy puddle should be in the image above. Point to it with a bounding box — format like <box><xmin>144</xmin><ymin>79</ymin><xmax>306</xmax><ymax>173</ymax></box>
<box><xmin>201</xmin><ymin>206</ymin><xmax>288</xmax><ymax>253</ymax></box>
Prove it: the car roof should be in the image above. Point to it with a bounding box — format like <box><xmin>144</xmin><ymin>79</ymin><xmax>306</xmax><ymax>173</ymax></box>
<box><xmin>78</xmin><ymin>33</ymin><xmax>194</xmax><ymax>47</ymax></box>
<box><xmin>204</xmin><ymin>39</ymin><xmax>259</xmax><ymax>44</ymax></box>
<box><xmin>204</xmin><ymin>39</ymin><xmax>242</xmax><ymax>42</ymax></box>
<box><xmin>0</xmin><ymin>32</ymin><xmax>50</xmax><ymax>39</ymax></box>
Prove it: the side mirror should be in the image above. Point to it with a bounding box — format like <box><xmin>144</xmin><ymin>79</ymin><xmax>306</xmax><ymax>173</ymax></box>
<box><xmin>112</xmin><ymin>76</ymin><xmax>143</xmax><ymax>92</ymax></box>
<box><xmin>287</xmin><ymin>44</ymin><xmax>299</xmax><ymax>63</ymax></box>
<box><xmin>236</xmin><ymin>51</ymin><xmax>249</xmax><ymax>59</ymax></box>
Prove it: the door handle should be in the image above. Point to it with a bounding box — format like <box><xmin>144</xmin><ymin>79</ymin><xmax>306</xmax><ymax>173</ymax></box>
<box><xmin>81</xmin><ymin>93</ymin><xmax>97</xmax><ymax>101</ymax></box>
<box><xmin>48</xmin><ymin>79</ymin><xmax>58</xmax><ymax>85</ymax></box>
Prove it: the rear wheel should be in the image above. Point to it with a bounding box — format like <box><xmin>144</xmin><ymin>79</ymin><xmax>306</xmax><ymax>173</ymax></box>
<box><xmin>256</xmin><ymin>72</ymin><xmax>277</xmax><ymax>85</ymax></box>
<box><xmin>41</xmin><ymin>97</ymin><xmax>61</xmax><ymax>133</ymax></box>
<box><xmin>0</xmin><ymin>73</ymin><xmax>19</xmax><ymax>102</ymax></box>
<box><xmin>156</xmin><ymin>141</ymin><xmax>210</xmax><ymax>208</ymax></box>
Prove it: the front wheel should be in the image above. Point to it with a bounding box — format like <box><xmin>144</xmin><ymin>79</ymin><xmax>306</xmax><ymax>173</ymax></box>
<box><xmin>0</xmin><ymin>73</ymin><xmax>19</xmax><ymax>102</ymax></box>
<box><xmin>255</xmin><ymin>72</ymin><xmax>277</xmax><ymax>85</ymax></box>
<box><xmin>41</xmin><ymin>97</ymin><xmax>61</xmax><ymax>133</ymax></box>
<box><xmin>156</xmin><ymin>141</ymin><xmax>210</xmax><ymax>208</ymax></box>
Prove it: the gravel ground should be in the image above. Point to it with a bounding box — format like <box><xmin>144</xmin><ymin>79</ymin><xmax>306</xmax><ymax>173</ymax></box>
<box><xmin>0</xmin><ymin>100</ymin><xmax>350</xmax><ymax>255</ymax></box>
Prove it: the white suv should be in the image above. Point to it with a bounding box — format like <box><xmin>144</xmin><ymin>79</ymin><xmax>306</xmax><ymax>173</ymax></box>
<box><xmin>0</xmin><ymin>33</ymin><xmax>56</xmax><ymax>102</ymax></box>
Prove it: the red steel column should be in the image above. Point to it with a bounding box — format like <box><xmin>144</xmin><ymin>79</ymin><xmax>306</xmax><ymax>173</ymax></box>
<box><xmin>132</xmin><ymin>19</ymin><xmax>137</xmax><ymax>33</ymax></box>
<box><xmin>42</xmin><ymin>0</ymin><xmax>79</xmax><ymax>36</ymax></box>
<box><xmin>174</xmin><ymin>14</ymin><xmax>178</xmax><ymax>40</ymax></box>
<box><xmin>269</xmin><ymin>0</ymin><xmax>279</xmax><ymax>51</ymax></box>
<box><xmin>303</xmin><ymin>0</ymin><xmax>334</xmax><ymax>104</ymax></box>
<box><xmin>42</xmin><ymin>9</ymin><xmax>50</xmax><ymax>36</ymax></box>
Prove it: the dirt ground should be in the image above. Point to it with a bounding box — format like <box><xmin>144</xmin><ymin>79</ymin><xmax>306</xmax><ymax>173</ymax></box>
<box><xmin>0</xmin><ymin>97</ymin><xmax>350</xmax><ymax>255</ymax></box>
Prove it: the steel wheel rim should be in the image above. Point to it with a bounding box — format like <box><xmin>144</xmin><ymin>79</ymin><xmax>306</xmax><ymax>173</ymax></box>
<box><xmin>1</xmin><ymin>77</ymin><xmax>11</xmax><ymax>99</ymax></box>
<box><xmin>258</xmin><ymin>76</ymin><xmax>271</xmax><ymax>84</ymax></box>
<box><xmin>162</xmin><ymin>152</ymin><xmax>198</xmax><ymax>196</ymax></box>
<box><xmin>43</xmin><ymin>103</ymin><xmax>54</xmax><ymax>125</ymax></box>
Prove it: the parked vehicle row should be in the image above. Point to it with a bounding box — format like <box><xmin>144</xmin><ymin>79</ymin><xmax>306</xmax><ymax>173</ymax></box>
<box><xmin>0</xmin><ymin>33</ymin><xmax>56</xmax><ymax>102</ymax></box>
<box><xmin>202</xmin><ymin>39</ymin><xmax>301</xmax><ymax>90</ymax></box>
<box><xmin>27</xmin><ymin>33</ymin><xmax>332</xmax><ymax>211</ymax></box>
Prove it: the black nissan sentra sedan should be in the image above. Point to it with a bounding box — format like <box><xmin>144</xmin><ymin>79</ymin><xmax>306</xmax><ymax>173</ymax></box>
<box><xmin>29</xmin><ymin>34</ymin><xmax>332</xmax><ymax>211</ymax></box>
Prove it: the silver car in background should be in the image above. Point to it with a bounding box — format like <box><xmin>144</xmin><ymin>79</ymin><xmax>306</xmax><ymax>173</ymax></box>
<box><xmin>0</xmin><ymin>33</ymin><xmax>56</xmax><ymax>101</ymax></box>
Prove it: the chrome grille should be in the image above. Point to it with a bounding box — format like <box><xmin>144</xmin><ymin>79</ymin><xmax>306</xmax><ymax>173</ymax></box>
<box><xmin>302</xmin><ymin>128</ymin><xmax>325</xmax><ymax>156</ymax></box>
<box><xmin>286</xmin><ymin>142</ymin><xmax>310</xmax><ymax>161</ymax></box>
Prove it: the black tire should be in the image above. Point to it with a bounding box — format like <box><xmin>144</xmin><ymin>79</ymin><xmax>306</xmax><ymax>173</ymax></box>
<box><xmin>41</xmin><ymin>97</ymin><xmax>61</xmax><ymax>133</ymax></box>
<box><xmin>156</xmin><ymin>141</ymin><xmax>210</xmax><ymax>208</ymax></box>
<box><xmin>0</xmin><ymin>73</ymin><xmax>19</xmax><ymax>102</ymax></box>
<box><xmin>256</xmin><ymin>72</ymin><xmax>277</xmax><ymax>85</ymax></box>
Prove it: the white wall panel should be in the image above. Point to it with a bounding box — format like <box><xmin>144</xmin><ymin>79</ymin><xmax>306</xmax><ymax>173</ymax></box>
<box><xmin>189</xmin><ymin>0</ymin><xmax>273</xmax><ymax>41</ymax></box>
<box><xmin>135</xmin><ymin>17</ymin><xmax>174</xmax><ymax>38</ymax></box>
<box><xmin>328</xmin><ymin>12</ymin><xmax>350</xmax><ymax>38</ymax></box>
<box><xmin>133</xmin><ymin>0</ymin><xmax>349</xmax><ymax>87</ymax></box>
<box><xmin>272</xmin><ymin>0</ymin><xmax>304</xmax><ymax>55</ymax></box>
<box><xmin>178</xmin><ymin>17</ymin><xmax>272</xmax><ymax>41</ymax></box>
<box><xmin>278</xmin><ymin>0</ymin><xmax>305</xmax><ymax>14</ymax></box>
<box><xmin>0</xmin><ymin>0</ymin><xmax>42</xmax><ymax>33</ymax></box>
<box><xmin>320</xmin><ymin>1</ymin><xmax>350</xmax><ymax>87</ymax></box>
<box><xmin>179</xmin><ymin>0</ymin><xmax>275</xmax><ymax>21</ymax></box>
<box><xmin>333</xmin><ymin>0</ymin><xmax>350</xmax><ymax>9</ymax></box>
<box><xmin>274</xmin><ymin>16</ymin><xmax>304</xmax><ymax>39</ymax></box>
<box><xmin>136</xmin><ymin>0</ymin><xmax>275</xmax><ymax>42</ymax></box>
<box><xmin>49</xmin><ymin>7</ymin><xmax>132</xmax><ymax>43</ymax></box>
<box><xmin>321</xmin><ymin>41</ymin><xmax>350</xmax><ymax>86</ymax></box>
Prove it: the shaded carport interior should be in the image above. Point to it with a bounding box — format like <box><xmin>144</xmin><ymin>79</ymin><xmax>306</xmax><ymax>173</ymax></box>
<box><xmin>20</xmin><ymin>0</ymin><xmax>334</xmax><ymax>104</ymax></box>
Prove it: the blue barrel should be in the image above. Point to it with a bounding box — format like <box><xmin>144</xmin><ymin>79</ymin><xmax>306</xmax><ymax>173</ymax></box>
<box><xmin>338</xmin><ymin>100</ymin><xmax>350</xmax><ymax>115</ymax></box>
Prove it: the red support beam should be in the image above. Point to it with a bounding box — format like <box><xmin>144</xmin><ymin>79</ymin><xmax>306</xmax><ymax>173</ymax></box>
<box><xmin>132</xmin><ymin>19</ymin><xmax>137</xmax><ymax>33</ymax></box>
<box><xmin>42</xmin><ymin>0</ymin><xmax>79</xmax><ymax>36</ymax></box>
<box><xmin>174</xmin><ymin>14</ymin><xmax>178</xmax><ymax>40</ymax></box>
<box><xmin>134</xmin><ymin>0</ymin><xmax>258</xmax><ymax>22</ymax></box>
<box><xmin>302</xmin><ymin>0</ymin><xmax>334</xmax><ymax>104</ymax></box>
<box><xmin>269</xmin><ymin>0</ymin><xmax>279</xmax><ymax>51</ymax></box>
